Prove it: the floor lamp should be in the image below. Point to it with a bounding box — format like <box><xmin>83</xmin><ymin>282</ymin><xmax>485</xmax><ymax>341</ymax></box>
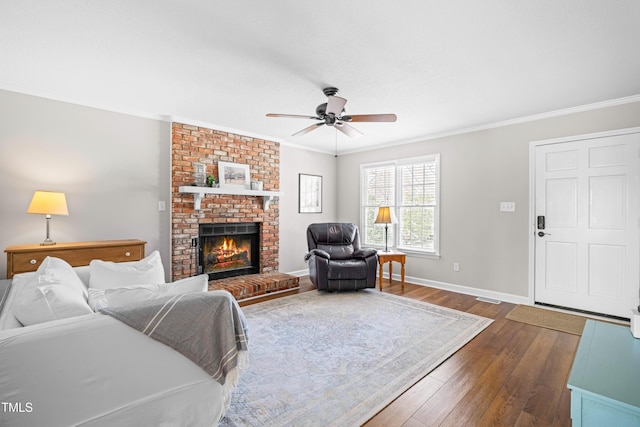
<box><xmin>374</xmin><ymin>206</ymin><xmax>397</xmax><ymax>252</ymax></box>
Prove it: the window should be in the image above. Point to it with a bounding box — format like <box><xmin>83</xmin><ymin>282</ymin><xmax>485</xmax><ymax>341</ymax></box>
<box><xmin>361</xmin><ymin>154</ymin><xmax>440</xmax><ymax>256</ymax></box>
<box><xmin>362</xmin><ymin>163</ymin><xmax>396</xmax><ymax>246</ymax></box>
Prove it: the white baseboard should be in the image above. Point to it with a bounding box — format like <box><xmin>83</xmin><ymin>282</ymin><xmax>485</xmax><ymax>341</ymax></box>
<box><xmin>382</xmin><ymin>272</ymin><xmax>530</xmax><ymax>305</ymax></box>
<box><xmin>285</xmin><ymin>269</ymin><xmax>309</xmax><ymax>277</ymax></box>
<box><xmin>285</xmin><ymin>269</ymin><xmax>529</xmax><ymax>305</ymax></box>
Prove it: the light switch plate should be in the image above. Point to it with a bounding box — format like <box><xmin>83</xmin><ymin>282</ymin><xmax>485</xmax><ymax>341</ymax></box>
<box><xmin>500</xmin><ymin>202</ymin><xmax>516</xmax><ymax>212</ymax></box>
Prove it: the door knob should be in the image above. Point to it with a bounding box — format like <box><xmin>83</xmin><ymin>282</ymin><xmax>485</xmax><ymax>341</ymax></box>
<box><xmin>537</xmin><ymin>231</ymin><xmax>551</xmax><ymax>237</ymax></box>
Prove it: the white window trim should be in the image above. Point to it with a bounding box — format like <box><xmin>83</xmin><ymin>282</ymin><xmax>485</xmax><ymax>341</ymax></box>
<box><xmin>360</xmin><ymin>154</ymin><xmax>441</xmax><ymax>257</ymax></box>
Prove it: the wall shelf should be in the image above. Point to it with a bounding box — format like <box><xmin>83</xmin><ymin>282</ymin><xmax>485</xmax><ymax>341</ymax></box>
<box><xmin>178</xmin><ymin>186</ymin><xmax>282</xmax><ymax>210</ymax></box>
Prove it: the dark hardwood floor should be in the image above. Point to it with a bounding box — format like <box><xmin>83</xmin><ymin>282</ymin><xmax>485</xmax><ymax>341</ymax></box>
<box><xmin>239</xmin><ymin>277</ymin><xmax>580</xmax><ymax>427</ymax></box>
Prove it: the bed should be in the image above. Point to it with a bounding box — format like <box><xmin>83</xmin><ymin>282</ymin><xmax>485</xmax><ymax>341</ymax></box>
<box><xmin>0</xmin><ymin>250</ymin><xmax>248</xmax><ymax>426</ymax></box>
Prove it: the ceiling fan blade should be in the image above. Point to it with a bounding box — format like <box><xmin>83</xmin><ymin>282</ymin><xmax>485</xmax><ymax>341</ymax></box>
<box><xmin>335</xmin><ymin>121</ymin><xmax>363</xmax><ymax>139</ymax></box>
<box><xmin>266</xmin><ymin>113</ymin><xmax>319</xmax><ymax>119</ymax></box>
<box><xmin>326</xmin><ymin>96</ymin><xmax>347</xmax><ymax>116</ymax></box>
<box><xmin>343</xmin><ymin>113</ymin><xmax>397</xmax><ymax>122</ymax></box>
<box><xmin>292</xmin><ymin>122</ymin><xmax>324</xmax><ymax>136</ymax></box>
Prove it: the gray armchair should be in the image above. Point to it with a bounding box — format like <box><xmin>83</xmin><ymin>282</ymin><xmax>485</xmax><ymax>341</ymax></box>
<box><xmin>304</xmin><ymin>223</ymin><xmax>378</xmax><ymax>291</ymax></box>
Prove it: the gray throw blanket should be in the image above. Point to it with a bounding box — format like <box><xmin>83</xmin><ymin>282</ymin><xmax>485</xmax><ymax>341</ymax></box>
<box><xmin>100</xmin><ymin>290</ymin><xmax>248</xmax><ymax>408</ymax></box>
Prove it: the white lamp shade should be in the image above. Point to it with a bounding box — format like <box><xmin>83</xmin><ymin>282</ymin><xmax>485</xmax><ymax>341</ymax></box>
<box><xmin>27</xmin><ymin>191</ymin><xmax>69</xmax><ymax>216</ymax></box>
<box><xmin>374</xmin><ymin>206</ymin><xmax>397</xmax><ymax>224</ymax></box>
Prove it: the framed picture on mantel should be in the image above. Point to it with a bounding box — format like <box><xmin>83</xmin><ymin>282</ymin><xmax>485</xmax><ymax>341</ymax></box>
<box><xmin>299</xmin><ymin>173</ymin><xmax>322</xmax><ymax>213</ymax></box>
<box><xmin>218</xmin><ymin>161</ymin><xmax>251</xmax><ymax>189</ymax></box>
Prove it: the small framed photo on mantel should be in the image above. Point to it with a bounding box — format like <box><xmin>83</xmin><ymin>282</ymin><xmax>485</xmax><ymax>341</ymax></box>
<box><xmin>299</xmin><ymin>173</ymin><xmax>322</xmax><ymax>213</ymax></box>
<box><xmin>218</xmin><ymin>161</ymin><xmax>251</xmax><ymax>189</ymax></box>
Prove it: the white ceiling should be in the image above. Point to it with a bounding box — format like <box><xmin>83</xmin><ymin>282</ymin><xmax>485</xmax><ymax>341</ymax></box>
<box><xmin>1</xmin><ymin>1</ymin><xmax>639</xmax><ymax>154</ymax></box>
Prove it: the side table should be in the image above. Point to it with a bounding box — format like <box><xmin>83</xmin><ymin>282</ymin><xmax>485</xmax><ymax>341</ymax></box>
<box><xmin>377</xmin><ymin>250</ymin><xmax>406</xmax><ymax>291</ymax></box>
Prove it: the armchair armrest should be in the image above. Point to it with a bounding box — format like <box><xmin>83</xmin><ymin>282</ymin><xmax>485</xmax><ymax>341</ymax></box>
<box><xmin>353</xmin><ymin>248</ymin><xmax>377</xmax><ymax>259</ymax></box>
<box><xmin>304</xmin><ymin>249</ymin><xmax>331</xmax><ymax>262</ymax></box>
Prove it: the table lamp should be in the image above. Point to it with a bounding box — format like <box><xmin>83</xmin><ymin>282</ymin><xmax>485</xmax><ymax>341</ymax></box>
<box><xmin>27</xmin><ymin>191</ymin><xmax>69</xmax><ymax>246</ymax></box>
<box><xmin>374</xmin><ymin>206</ymin><xmax>397</xmax><ymax>252</ymax></box>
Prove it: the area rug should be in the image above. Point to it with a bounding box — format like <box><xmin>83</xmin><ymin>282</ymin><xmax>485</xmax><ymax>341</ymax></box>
<box><xmin>220</xmin><ymin>289</ymin><xmax>492</xmax><ymax>426</ymax></box>
<box><xmin>506</xmin><ymin>304</ymin><xmax>586</xmax><ymax>335</ymax></box>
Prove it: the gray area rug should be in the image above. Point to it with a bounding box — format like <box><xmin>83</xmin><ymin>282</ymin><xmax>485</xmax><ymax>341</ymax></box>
<box><xmin>220</xmin><ymin>290</ymin><xmax>492</xmax><ymax>426</ymax></box>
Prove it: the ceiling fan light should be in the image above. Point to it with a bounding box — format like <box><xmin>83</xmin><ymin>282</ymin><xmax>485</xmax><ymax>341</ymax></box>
<box><xmin>267</xmin><ymin>87</ymin><xmax>397</xmax><ymax>139</ymax></box>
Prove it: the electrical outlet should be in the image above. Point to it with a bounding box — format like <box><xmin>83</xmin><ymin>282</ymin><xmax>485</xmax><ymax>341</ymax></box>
<box><xmin>158</xmin><ymin>201</ymin><xmax>166</xmax><ymax>211</ymax></box>
<box><xmin>453</xmin><ymin>262</ymin><xmax>460</xmax><ymax>272</ymax></box>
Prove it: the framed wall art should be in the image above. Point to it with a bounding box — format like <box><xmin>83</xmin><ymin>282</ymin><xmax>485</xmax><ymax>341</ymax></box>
<box><xmin>299</xmin><ymin>173</ymin><xmax>322</xmax><ymax>213</ymax></box>
<box><xmin>218</xmin><ymin>161</ymin><xmax>251</xmax><ymax>189</ymax></box>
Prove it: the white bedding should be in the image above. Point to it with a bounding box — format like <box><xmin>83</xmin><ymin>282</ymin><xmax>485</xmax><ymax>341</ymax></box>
<box><xmin>0</xmin><ymin>313</ymin><xmax>225</xmax><ymax>426</ymax></box>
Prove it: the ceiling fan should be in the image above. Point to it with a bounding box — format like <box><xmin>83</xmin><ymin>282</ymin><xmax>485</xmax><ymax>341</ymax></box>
<box><xmin>266</xmin><ymin>87</ymin><xmax>397</xmax><ymax>138</ymax></box>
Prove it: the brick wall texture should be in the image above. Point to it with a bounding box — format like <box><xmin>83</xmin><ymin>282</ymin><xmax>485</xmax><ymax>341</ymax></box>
<box><xmin>171</xmin><ymin>122</ymin><xmax>280</xmax><ymax>281</ymax></box>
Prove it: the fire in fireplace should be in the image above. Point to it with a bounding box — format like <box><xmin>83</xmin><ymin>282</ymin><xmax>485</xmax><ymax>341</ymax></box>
<box><xmin>198</xmin><ymin>222</ymin><xmax>260</xmax><ymax>280</ymax></box>
<box><xmin>204</xmin><ymin>236</ymin><xmax>251</xmax><ymax>272</ymax></box>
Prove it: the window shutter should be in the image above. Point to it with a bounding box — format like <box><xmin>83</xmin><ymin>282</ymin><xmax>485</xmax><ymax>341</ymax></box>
<box><xmin>362</xmin><ymin>164</ymin><xmax>395</xmax><ymax>246</ymax></box>
<box><xmin>398</xmin><ymin>159</ymin><xmax>437</xmax><ymax>252</ymax></box>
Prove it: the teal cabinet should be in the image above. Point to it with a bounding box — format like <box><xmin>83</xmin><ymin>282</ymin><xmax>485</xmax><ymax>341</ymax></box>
<box><xmin>568</xmin><ymin>319</ymin><xmax>640</xmax><ymax>426</ymax></box>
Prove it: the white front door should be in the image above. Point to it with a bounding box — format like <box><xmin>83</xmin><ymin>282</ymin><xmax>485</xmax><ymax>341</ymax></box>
<box><xmin>534</xmin><ymin>129</ymin><xmax>640</xmax><ymax>318</ymax></box>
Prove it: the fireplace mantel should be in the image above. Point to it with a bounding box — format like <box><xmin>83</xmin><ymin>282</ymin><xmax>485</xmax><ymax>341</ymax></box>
<box><xmin>179</xmin><ymin>186</ymin><xmax>282</xmax><ymax>210</ymax></box>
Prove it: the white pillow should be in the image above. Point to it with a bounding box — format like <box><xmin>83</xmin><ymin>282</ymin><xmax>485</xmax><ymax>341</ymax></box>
<box><xmin>0</xmin><ymin>272</ymin><xmax>36</xmax><ymax>330</ymax></box>
<box><xmin>12</xmin><ymin>283</ymin><xmax>93</xmax><ymax>326</ymax></box>
<box><xmin>89</xmin><ymin>250</ymin><xmax>165</xmax><ymax>290</ymax></box>
<box><xmin>7</xmin><ymin>257</ymin><xmax>91</xmax><ymax>327</ymax></box>
<box><xmin>104</xmin><ymin>275</ymin><xmax>209</xmax><ymax>309</ymax></box>
<box><xmin>38</xmin><ymin>256</ymin><xmax>88</xmax><ymax>299</ymax></box>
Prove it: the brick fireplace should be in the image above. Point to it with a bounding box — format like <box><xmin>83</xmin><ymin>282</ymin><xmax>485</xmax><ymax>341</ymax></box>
<box><xmin>171</xmin><ymin>123</ymin><xmax>280</xmax><ymax>282</ymax></box>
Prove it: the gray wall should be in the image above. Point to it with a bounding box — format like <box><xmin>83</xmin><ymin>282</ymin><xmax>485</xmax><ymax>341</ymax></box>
<box><xmin>0</xmin><ymin>90</ymin><xmax>171</xmax><ymax>279</ymax></box>
<box><xmin>4</xmin><ymin>87</ymin><xmax>639</xmax><ymax>303</ymax></box>
<box><xmin>336</xmin><ymin>100</ymin><xmax>640</xmax><ymax>301</ymax></box>
<box><xmin>278</xmin><ymin>145</ymin><xmax>337</xmax><ymax>274</ymax></box>
<box><xmin>0</xmin><ymin>89</ymin><xmax>337</xmax><ymax>280</ymax></box>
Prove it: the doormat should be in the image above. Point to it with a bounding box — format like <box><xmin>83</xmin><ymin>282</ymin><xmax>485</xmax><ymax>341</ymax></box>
<box><xmin>506</xmin><ymin>305</ymin><xmax>586</xmax><ymax>335</ymax></box>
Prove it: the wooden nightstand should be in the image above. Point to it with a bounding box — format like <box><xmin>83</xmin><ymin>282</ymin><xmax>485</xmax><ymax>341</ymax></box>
<box><xmin>5</xmin><ymin>239</ymin><xmax>146</xmax><ymax>279</ymax></box>
<box><xmin>377</xmin><ymin>250</ymin><xmax>406</xmax><ymax>291</ymax></box>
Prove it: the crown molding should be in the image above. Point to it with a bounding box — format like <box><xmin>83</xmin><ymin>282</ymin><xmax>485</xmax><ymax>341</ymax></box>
<box><xmin>338</xmin><ymin>94</ymin><xmax>640</xmax><ymax>155</ymax></box>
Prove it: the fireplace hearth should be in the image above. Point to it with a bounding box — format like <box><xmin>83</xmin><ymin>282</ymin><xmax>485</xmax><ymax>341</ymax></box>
<box><xmin>198</xmin><ymin>222</ymin><xmax>260</xmax><ymax>280</ymax></box>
